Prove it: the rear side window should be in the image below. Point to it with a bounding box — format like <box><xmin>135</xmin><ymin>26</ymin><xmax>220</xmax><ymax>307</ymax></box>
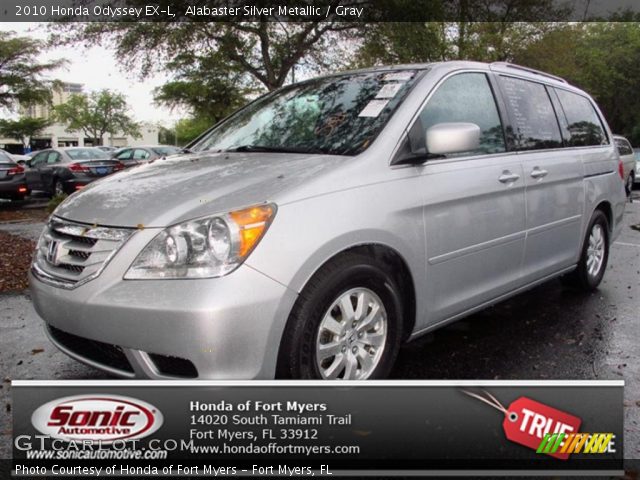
<box><xmin>415</xmin><ymin>72</ymin><xmax>506</xmax><ymax>157</ymax></box>
<box><xmin>133</xmin><ymin>149</ymin><xmax>150</xmax><ymax>160</ymax></box>
<box><xmin>116</xmin><ymin>149</ymin><xmax>133</xmax><ymax>160</ymax></box>
<box><xmin>554</xmin><ymin>89</ymin><xmax>608</xmax><ymax>147</ymax></box>
<box><xmin>498</xmin><ymin>76</ymin><xmax>562</xmax><ymax>151</ymax></box>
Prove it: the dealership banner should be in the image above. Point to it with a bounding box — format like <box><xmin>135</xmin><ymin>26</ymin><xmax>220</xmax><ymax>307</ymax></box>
<box><xmin>10</xmin><ymin>380</ymin><xmax>623</xmax><ymax>477</ymax></box>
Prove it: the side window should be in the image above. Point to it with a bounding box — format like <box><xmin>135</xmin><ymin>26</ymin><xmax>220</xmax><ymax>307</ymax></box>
<box><xmin>133</xmin><ymin>149</ymin><xmax>150</xmax><ymax>160</ymax></box>
<box><xmin>116</xmin><ymin>149</ymin><xmax>133</xmax><ymax>160</ymax></box>
<box><xmin>412</xmin><ymin>73</ymin><xmax>505</xmax><ymax>157</ymax></box>
<box><xmin>554</xmin><ymin>89</ymin><xmax>608</xmax><ymax>147</ymax></box>
<box><xmin>31</xmin><ymin>152</ymin><xmax>47</xmax><ymax>166</ymax></box>
<box><xmin>498</xmin><ymin>76</ymin><xmax>563</xmax><ymax>151</ymax></box>
<box><xmin>46</xmin><ymin>152</ymin><xmax>60</xmax><ymax>164</ymax></box>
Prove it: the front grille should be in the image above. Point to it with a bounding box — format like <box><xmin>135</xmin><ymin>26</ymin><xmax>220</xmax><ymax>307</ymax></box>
<box><xmin>149</xmin><ymin>353</ymin><xmax>198</xmax><ymax>378</ymax></box>
<box><xmin>32</xmin><ymin>217</ymin><xmax>134</xmax><ymax>288</ymax></box>
<box><xmin>48</xmin><ymin>326</ymin><xmax>134</xmax><ymax>374</ymax></box>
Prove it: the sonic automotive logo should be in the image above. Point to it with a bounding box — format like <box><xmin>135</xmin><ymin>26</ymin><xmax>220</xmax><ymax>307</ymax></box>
<box><xmin>31</xmin><ymin>394</ymin><xmax>163</xmax><ymax>443</ymax></box>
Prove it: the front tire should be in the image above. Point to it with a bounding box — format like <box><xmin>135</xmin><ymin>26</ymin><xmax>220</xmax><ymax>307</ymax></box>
<box><xmin>277</xmin><ymin>252</ymin><xmax>403</xmax><ymax>380</ymax></box>
<box><xmin>563</xmin><ymin>210</ymin><xmax>610</xmax><ymax>291</ymax></box>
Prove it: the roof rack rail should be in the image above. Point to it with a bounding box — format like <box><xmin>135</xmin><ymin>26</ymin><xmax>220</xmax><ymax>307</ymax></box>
<box><xmin>490</xmin><ymin>62</ymin><xmax>568</xmax><ymax>84</ymax></box>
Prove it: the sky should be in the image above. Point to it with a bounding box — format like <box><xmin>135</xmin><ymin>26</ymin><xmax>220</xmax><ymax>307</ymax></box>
<box><xmin>0</xmin><ymin>22</ymin><xmax>184</xmax><ymax>125</ymax></box>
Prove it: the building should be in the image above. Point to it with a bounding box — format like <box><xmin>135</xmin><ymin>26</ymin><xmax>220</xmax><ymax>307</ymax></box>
<box><xmin>0</xmin><ymin>82</ymin><xmax>159</xmax><ymax>153</ymax></box>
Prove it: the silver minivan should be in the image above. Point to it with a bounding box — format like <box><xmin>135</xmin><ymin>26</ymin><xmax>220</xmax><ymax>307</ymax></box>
<box><xmin>30</xmin><ymin>61</ymin><xmax>626</xmax><ymax>380</ymax></box>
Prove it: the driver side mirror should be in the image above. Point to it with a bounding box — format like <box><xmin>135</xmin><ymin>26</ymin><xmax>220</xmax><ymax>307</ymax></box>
<box><xmin>426</xmin><ymin>122</ymin><xmax>480</xmax><ymax>155</ymax></box>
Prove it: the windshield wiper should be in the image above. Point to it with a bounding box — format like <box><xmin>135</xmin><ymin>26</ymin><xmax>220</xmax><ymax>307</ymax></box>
<box><xmin>226</xmin><ymin>145</ymin><xmax>328</xmax><ymax>154</ymax></box>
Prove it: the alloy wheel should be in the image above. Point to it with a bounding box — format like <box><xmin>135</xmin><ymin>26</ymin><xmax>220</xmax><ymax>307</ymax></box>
<box><xmin>586</xmin><ymin>224</ymin><xmax>605</xmax><ymax>278</ymax></box>
<box><xmin>315</xmin><ymin>287</ymin><xmax>387</xmax><ymax>380</ymax></box>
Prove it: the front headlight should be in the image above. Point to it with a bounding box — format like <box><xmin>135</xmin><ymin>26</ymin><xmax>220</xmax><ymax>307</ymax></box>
<box><xmin>124</xmin><ymin>203</ymin><xmax>276</xmax><ymax>279</ymax></box>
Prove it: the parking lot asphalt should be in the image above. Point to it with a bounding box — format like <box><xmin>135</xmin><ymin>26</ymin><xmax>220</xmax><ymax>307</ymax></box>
<box><xmin>0</xmin><ymin>195</ymin><xmax>639</xmax><ymax>460</ymax></box>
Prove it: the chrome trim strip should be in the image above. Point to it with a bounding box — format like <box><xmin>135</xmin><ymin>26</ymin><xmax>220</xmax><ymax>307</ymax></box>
<box><xmin>427</xmin><ymin>231</ymin><xmax>526</xmax><ymax>265</ymax></box>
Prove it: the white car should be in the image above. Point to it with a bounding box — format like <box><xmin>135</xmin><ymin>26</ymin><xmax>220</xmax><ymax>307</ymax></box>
<box><xmin>613</xmin><ymin>136</ymin><xmax>635</xmax><ymax>195</ymax></box>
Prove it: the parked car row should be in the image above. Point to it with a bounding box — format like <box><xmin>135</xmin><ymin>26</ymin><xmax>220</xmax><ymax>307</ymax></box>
<box><xmin>1</xmin><ymin>145</ymin><xmax>181</xmax><ymax>201</ymax></box>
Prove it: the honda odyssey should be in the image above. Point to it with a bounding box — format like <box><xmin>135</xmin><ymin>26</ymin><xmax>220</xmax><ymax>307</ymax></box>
<box><xmin>30</xmin><ymin>61</ymin><xmax>626</xmax><ymax>380</ymax></box>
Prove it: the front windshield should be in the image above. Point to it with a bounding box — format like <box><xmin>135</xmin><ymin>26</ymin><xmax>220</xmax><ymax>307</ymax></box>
<box><xmin>191</xmin><ymin>70</ymin><xmax>421</xmax><ymax>156</ymax></box>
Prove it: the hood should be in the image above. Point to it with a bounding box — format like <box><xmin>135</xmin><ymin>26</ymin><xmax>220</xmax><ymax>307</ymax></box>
<box><xmin>54</xmin><ymin>151</ymin><xmax>345</xmax><ymax>228</ymax></box>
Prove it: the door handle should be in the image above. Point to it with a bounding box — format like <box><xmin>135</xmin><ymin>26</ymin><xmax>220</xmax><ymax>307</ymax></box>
<box><xmin>498</xmin><ymin>171</ymin><xmax>520</xmax><ymax>183</ymax></box>
<box><xmin>530</xmin><ymin>167</ymin><xmax>548</xmax><ymax>179</ymax></box>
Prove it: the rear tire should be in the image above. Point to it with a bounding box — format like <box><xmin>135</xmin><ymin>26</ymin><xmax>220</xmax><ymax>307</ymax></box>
<box><xmin>276</xmin><ymin>252</ymin><xmax>403</xmax><ymax>380</ymax></box>
<box><xmin>52</xmin><ymin>179</ymin><xmax>65</xmax><ymax>196</ymax></box>
<box><xmin>562</xmin><ymin>210</ymin><xmax>610</xmax><ymax>291</ymax></box>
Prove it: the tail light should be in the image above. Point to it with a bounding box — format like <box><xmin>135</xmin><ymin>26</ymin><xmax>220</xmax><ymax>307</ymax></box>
<box><xmin>18</xmin><ymin>186</ymin><xmax>27</xmax><ymax>193</ymax></box>
<box><xmin>68</xmin><ymin>163</ymin><xmax>90</xmax><ymax>173</ymax></box>
<box><xmin>113</xmin><ymin>161</ymin><xmax>125</xmax><ymax>171</ymax></box>
<box><xmin>618</xmin><ymin>159</ymin><xmax>625</xmax><ymax>180</ymax></box>
<box><xmin>7</xmin><ymin>165</ymin><xmax>25</xmax><ymax>176</ymax></box>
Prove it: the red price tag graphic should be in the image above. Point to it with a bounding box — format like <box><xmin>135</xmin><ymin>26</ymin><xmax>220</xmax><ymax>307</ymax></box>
<box><xmin>503</xmin><ymin>397</ymin><xmax>581</xmax><ymax>460</ymax></box>
<box><xmin>464</xmin><ymin>391</ymin><xmax>582</xmax><ymax>460</ymax></box>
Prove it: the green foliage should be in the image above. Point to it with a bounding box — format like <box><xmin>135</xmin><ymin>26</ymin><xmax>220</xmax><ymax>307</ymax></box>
<box><xmin>153</xmin><ymin>52</ymin><xmax>250</xmax><ymax>124</ymax></box>
<box><xmin>47</xmin><ymin>194</ymin><xmax>68</xmax><ymax>213</ymax></box>
<box><xmin>0</xmin><ymin>31</ymin><xmax>64</xmax><ymax>110</ymax></box>
<box><xmin>159</xmin><ymin>116</ymin><xmax>213</xmax><ymax>146</ymax></box>
<box><xmin>54</xmin><ymin>89</ymin><xmax>140</xmax><ymax>145</ymax></box>
<box><xmin>353</xmin><ymin>21</ymin><xmax>560</xmax><ymax>67</ymax></box>
<box><xmin>52</xmin><ymin>21</ymin><xmax>357</xmax><ymax>92</ymax></box>
<box><xmin>0</xmin><ymin>117</ymin><xmax>52</xmax><ymax>147</ymax></box>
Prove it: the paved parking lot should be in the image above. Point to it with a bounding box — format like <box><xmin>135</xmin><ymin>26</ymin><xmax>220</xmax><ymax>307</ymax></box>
<box><xmin>0</xmin><ymin>195</ymin><xmax>639</xmax><ymax>459</ymax></box>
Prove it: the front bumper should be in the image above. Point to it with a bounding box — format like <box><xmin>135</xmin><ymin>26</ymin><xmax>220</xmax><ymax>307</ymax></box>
<box><xmin>30</xmin><ymin>260</ymin><xmax>298</xmax><ymax>379</ymax></box>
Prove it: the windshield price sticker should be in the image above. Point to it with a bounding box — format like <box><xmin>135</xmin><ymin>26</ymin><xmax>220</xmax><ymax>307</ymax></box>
<box><xmin>382</xmin><ymin>72</ymin><xmax>414</xmax><ymax>82</ymax></box>
<box><xmin>376</xmin><ymin>83</ymin><xmax>403</xmax><ymax>99</ymax></box>
<box><xmin>359</xmin><ymin>99</ymin><xmax>389</xmax><ymax>117</ymax></box>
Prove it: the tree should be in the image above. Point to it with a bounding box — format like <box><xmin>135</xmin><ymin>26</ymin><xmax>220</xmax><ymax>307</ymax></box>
<box><xmin>351</xmin><ymin>0</ymin><xmax>570</xmax><ymax>67</ymax></box>
<box><xmin>513</xmin><ymin>23</ymin><xmax>640</xmax><ymax>144</ymax></box>
<box><xmin>0</xmin><ymin>31</ymin><xmax>63</xmax><ymax>110</ymax></box>
<box><xmin>353</xmin><ymin>21</ymin><xmax>562</xmax><ymax>67</ymax></box>
<box><xmin>52</xmin><ymin>17</ymin><xmax>358</xmax><ymax>92</ymax></box>
<box><xmin>159</xmin><ymin>116</ymin><xmax>212</xmax><ymax>147</ymax></box>
<box><xmin>54</xmin><ymin>89</ymin><xmax>141</xmax><ymax>145</ymax></box>
<box><xmin>153</xmin><ymin>51</ymin><xmax>250</xmax><ymax>125</ymax></box>
<box><xmin>0</xmin><ymin>117</ymin><xmax>52</xmax><ymax>149</ymax></box>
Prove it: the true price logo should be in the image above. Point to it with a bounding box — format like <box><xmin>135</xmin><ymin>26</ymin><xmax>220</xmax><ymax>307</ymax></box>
<box><xmin>503</xmin><ymin>397</ymin><xmax>581</xmax><ymax>460</ymax></box>
<box><xmin>463</xmin><ymin>391</ymin><xmax>581</xmax><ymax>460</ymax></box>
<box><xmin>31</xmin><ymin>394</ymin><xmax>163</xmax><ymax>443</ymax></box>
